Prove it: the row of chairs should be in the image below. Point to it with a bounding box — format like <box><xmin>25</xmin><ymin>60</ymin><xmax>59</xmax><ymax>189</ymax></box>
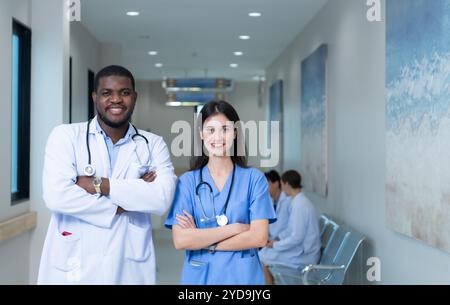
<box><xmin>271</xmin><ymin>214</ymin><xmax>365</xmax><ymax>285</ymax></box>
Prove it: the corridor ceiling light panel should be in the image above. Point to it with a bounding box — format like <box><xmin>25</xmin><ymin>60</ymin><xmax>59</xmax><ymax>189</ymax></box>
<box><xmin>248</xmin><ymin>12</ymin><xmax>262</xmax><ymax>17</ymax></box>
<box><xmin>166</xmin><ymin>92</ymin><xmax>226</xmax><ymax>107</ymax></box>
<box><xmin>162</xmin><ymin>78</ymin><xmax>233</xmax><ymax>93</ymax></box>
<box><xmin>253</xmin><ymin>75</ymin><xmax>266</xmax><ymax>81</ymax></box>
<box><xmin>126</xmin><ymin>11</ymin><xmax>140</xmax><ymax>16</ymax></box>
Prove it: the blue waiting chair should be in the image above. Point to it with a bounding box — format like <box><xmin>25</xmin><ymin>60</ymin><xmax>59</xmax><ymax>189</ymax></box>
<box><xmin>320</xmin><ymin>218</ymin><xmax>338</xmax><ymax>253</ymax></box>
<box><xmin>272</xmin><ymin>226</ymin><xmax>364</xmax><ymax>285</ymax></box>
<box><xmin>271</xmin><ymin>223</ymin><xmax>345</xmax><ymax>285</ymax></box>
<box><xmin>302</xmin><ymin>229</ymin><xmax>365</xmax><ymax>285</ymax></box>
<box><xmin>319</xmin><ymin>214</ymin><xmax>329</xmax><ymax>235</ymax></box>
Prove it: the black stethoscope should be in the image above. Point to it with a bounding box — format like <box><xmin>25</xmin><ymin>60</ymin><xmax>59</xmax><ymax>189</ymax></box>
<box><xmin>195</xmin><ymin>163</ymin><xmax>236</xmax><ymax>227</ymax></box>
<box><xmin>83</xmin><ymin>119</ymin><xmax>150</xmax><ymax>177</ymax></box>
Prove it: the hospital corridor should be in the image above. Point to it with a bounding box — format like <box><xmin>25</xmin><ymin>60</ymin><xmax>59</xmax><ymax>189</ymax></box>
<box><xmin>2</xmin><ymin>0</ymin><xmax>450</xmax><ymax>287</ymax></box>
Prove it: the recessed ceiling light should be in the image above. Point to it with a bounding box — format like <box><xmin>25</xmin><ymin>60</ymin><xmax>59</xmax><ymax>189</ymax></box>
<box><xmin>239</xmin><ymin>35</ymin><xmax>250</xmax><ymax>40</ymax></box>
<box><xmin>248</xmin><ymin>12</ymin><xmax>262</xmax><ymax>17</ymax></box>
<box><xmin>230</xmin><ymin>63</ymin><xmax>239</xmax><ymax>68</ymax></box>
<box><xmin>234</xmin><ymin>51</ymin><xmax>244</xmax><ymax>56</ymax></box>
<box><xmin>148</xmin><ymin>51</ymin><xmax>158</xmax><ymax>56</ymax></box>
<box><xmin>155</xmin><ymin>63</ymin><xmax>163</xmax><ymax>68</ymax></box>
<box><xmin>126</xmin><ymin>11</ymin><xmax>140</xmax><ymax>16</ymax></box>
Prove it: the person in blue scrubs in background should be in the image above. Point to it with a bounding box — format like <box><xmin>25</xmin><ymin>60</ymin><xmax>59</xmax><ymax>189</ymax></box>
<box><xmin>263</xmin><ymin>170</ymin><xmax>291</xmax><ymax>241</ymax></box>
<box><xmin>259</xmin><ymin>171</ymin><xmax>291</xmax><ymax>274</ymax></box>
<box><xmin>259</xmin><ymin>170</ymin><xmax>321</xmax><ymax>285</ymax></box>
<box><xmin>165</xmin><ymin>100</ymin><xmax>276</xmax><ymax>285</ymax></box>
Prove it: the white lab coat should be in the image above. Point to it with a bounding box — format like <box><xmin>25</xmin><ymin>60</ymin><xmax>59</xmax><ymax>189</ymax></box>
<box><xmin>37</xmin><ymin>119</ymin><xmax>177</xmax><ymax>284</ymax></box>
<box><xmin>268</xmin><ymin>192</ymin><xmax>290</xmax><ymax>240</ymax></box>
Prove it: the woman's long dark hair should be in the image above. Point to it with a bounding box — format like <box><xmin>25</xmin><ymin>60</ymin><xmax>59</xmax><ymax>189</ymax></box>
<box><xmin>190</xmin><ymin>100</ymin><xmax>247</xmax><ymax>170</ymax></box>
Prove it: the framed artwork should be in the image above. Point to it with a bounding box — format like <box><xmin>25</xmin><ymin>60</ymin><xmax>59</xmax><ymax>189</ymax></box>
<box><xmin>269</xmin><ymin>80</ymin><xmax>283</xmax><ymax>170</ymax></box>
<box><xmin>386</xmin><ymin>0</ymin><xmax>450</xmax><ymax>253</ymax></box>
<box><xmin>300</xmin><ymin>44</ymin><xmax>328</xmax><ymax>197</ymax></box>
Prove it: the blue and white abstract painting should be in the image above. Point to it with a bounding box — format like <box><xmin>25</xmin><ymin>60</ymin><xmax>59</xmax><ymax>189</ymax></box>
<box><xmin>301</xmin><ymin>44</ymin><xmax>328</xmax><ymax>197</ymax></box>
<box><xmin>387</xmin><ymin>0</ymin><xmax>450</xmax><ymax>253</ymax></box>
<box><xmin>269</xmin><ymin>80</ymin><xmax>283</xmax><ymax>170</ymax></box>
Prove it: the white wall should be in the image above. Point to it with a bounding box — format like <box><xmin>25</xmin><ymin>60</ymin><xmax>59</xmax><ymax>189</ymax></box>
<box><xmin>0</xmin><ymin>0</ymin><xmax>32</xmax><ymax>285</ymax></box>
<box><xmin>266</xmin><ymin>0</ymin><xmax>450</xmax><ymax>284</ymax></box>
<box><xmin>70</xmin><ymin>27</ymin><xmax>123</xmax><ymax>124</ymax></box>
<box><xmin>229</xmin><ymin>82</ymin><xmax>267</xmax><ymax>168</ymax></box>
<box><xmin>28</xmin><ymin>0</ymin><xmax>70</xmax><ymax>284</ymax></box>
<box><xmin>70</xmin><ymin>22</ymin><xmax>101</xmax><ymax>123</ymax></box>
<box><xmin>101</xmin><ymin>42</ymin><xmax>123</xmax><ymax>68</ymax></box>
<box><xmin>0</xmin><ymin>0</ymin><xmax>71</xmax><ymax>285</ymax></box>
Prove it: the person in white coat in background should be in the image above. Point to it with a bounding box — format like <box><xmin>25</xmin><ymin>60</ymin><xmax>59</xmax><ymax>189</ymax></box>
<box><xmin>38</xmin><ymin>65</ymin><xmax>177</xmax><ymax>285</ymax></box>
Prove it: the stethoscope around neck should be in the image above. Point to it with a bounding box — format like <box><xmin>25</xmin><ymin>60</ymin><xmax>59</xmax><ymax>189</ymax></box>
<box><xmin>83</xmin><ymin>119</ymin><xmax>150</xmax><ymax>177</ymax></box>
<box><xmin>195</xmin><ymin>163</ymin><xmax>236</xmax><ymax>227</ymax></box>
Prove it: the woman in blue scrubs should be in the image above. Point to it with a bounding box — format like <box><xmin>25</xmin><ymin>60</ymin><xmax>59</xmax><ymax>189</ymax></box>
<box><xmin>165</xmin><ymin>100</ymin><xmax>276</xmax><ymax>285</ymax></box>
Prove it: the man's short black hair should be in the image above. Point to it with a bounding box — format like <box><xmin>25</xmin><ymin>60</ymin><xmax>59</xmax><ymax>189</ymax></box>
<box><xmin>94</xmin><ymin>65</ymin><xmax>135</xmax><ymax>92</ymax></box>
<box><xmin>281</xmin><ymin>170</ymin><xmax>302</xmax><ymax>189</ymax></box>
<box><xmin>265</xmin><ymin>170</ymin><xmax>281</xmax><ymax>184</ymax></box>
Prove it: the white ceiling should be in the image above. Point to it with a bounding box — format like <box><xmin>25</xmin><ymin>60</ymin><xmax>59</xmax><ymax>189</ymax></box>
<box><xmin>80</xmin><ymin>0</ymin><xmax>328</xmax><ymax>81</ymax></box>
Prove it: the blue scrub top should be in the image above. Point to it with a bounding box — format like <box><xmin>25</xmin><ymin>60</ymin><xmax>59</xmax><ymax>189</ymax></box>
<box><xmin>165</xmin><ymin>165</ymin><xmax>276</xmax><ymax>285</ymax></box>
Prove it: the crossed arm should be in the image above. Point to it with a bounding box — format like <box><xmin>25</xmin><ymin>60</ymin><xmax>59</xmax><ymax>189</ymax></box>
<box><xmin>172</xmin><ymin>211</ymin><xmax>269</xmax><ymax>251</ymax></box>
<box><xmin>75</xmin><ymin>172</ymin><xmax>156</xmax><ymax>214</ymax></box>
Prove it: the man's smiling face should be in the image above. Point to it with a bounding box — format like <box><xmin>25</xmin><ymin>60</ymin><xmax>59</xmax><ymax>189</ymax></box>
<box><xmin>93</xmin><ymin>75</ymin><xmax>137</xmax><ymax>128</ymax></box>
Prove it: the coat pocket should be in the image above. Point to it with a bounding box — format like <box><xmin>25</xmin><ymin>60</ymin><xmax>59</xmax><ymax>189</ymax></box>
<box><xmin>51</xmin><ymin>231</ymin><xmax>81</xmax><ymax>272</ymax></box>
<box><xmin>232</xmin><ymin>254</ymin><xmax>264</xmax><ymax>285</ymax></box>
<box><xmin>181</xmin><ymin>260</ymin><xmax>209</xmax><ymax>285</ymax></box>
<box><xmin>124</xmin><ymin>222</ymin><xmax>152</xmax><ymax>262</ymax></box>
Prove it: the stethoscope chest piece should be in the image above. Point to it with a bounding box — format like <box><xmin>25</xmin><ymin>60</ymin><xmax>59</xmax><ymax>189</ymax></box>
<box><xmin>84</xmin><ymin>164</ymin><xmax>96</xmax><ymax>177</ymax></box>
<box><xmin>196</xmin><ymin>164</ymin><xmax>235</xmax><ymax>227</ymax></box>
<box><xmin>216</xmin><ymin>215</ymin><xmax>228</xmax><ymax>227</ymax></box>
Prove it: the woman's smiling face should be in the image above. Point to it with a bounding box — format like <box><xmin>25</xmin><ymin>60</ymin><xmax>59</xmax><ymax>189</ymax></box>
<box><xmin>201</xmin><ymin>113</ymin><xmax>236</xmax><ymax>157</ymax></box>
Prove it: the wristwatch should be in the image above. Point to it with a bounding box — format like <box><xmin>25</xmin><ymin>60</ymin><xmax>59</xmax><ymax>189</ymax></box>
<box><xmin>93</xmin><ymin>176</ymin><xmax>102</xmax><ymax>194</ymax></box>
<box><xmin>208</xmin><ymin>243</ymin><xmax>218</xmax><ymax>254</ymax></box>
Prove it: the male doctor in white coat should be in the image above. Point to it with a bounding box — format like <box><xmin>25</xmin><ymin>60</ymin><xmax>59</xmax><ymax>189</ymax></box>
<box><xmin>38</xmin><ymin>65</ymin><xmax>177</xmax><ymax>284</ymax></box>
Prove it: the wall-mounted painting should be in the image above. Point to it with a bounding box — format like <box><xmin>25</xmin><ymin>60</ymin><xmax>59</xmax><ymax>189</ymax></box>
<box><xmin>269</xmin><ymin>80</ymin><xmax>283</xmax><ymax>170</ymax></box>
<box><xmin>300</xmin><ymin>44</ymin><xmax>328</xmax><ymax>197</ymax></box>
<box><xmin>386</xmin><ymin>0</ymin><xmax>450</xmax><ymax>253</ymax></box>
